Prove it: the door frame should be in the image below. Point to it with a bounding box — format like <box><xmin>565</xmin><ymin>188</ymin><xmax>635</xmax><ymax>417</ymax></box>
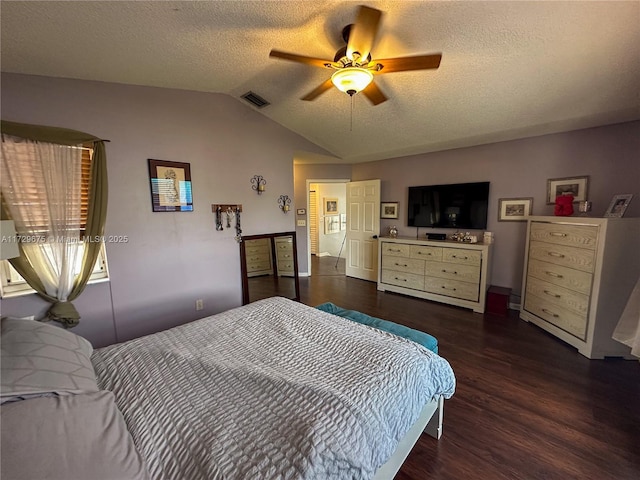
<box><xmin>305</xmin><ymin>178</ymin><xmax>350</xmax><ymax>277</ymax></box>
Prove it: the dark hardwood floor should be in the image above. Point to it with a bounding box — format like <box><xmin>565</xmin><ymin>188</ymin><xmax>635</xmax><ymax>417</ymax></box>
<box><xmin>300</xmin><ymin>256</ymin><xmax>640</xmax><ymax>480</ymax></box>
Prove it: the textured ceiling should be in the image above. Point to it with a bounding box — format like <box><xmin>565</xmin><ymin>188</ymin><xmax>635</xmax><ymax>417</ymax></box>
<box><xmin>1</xmin><ymin>1</ymin><xmax>639</xmax><ymax>164</ymax></box>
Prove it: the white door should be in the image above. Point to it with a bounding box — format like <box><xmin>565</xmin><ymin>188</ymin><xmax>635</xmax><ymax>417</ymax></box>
<box><xmin>346</xmin><ymin>179</ymin><xmax>380</xmax><ymax>281</ymax></box>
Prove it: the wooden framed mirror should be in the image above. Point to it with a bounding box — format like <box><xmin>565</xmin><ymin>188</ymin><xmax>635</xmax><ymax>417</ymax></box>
<box><xmin>240</xmin><ymin>231</ymin><xmax>300</xmax><ymax>305</ymax></box>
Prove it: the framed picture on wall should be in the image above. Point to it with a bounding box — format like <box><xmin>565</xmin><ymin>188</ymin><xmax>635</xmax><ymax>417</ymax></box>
<box><xmin>324</xmin><ymin>198</ymin><xmax>338</xmax><ymax>214</ymax></box>
<box><xmin>604</xmin><ymin>194</ymin><xmax>633</xmax><ymax>218</ymax></box>
<box><xmin>381</xmin><ymin>202</ymin><xmax>399</xmax><ymax>219</ymax></box>
<box><xmin>324</xmin><ymin>215</ymin><xmax>340</xmax><ymax>234</ymax></box>
<box><xmin>546</xmin><ymin>176</ymin><xmax>589</xmax><ymax>204</ymax></box>
<box><xmin>148</xmin><ymin>159</ymin><xmax>194</xmax><ymax>212</ymax></box>
<box><xmin>498</xmin><ymin>198</ymin><xmax>533</xmax><ymax>221</ymax></box>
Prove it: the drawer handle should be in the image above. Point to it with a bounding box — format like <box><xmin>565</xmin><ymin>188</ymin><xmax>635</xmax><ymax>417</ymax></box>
<box><xmin>395</xmin><ymin>263</ymin><xmax>409</xmax><ymax>267</ymax></box>
<box><xmin>441</xmin><ymin>269</ymin><xmax>458</xmax><ymax>275</ymax></box>
<box><xmin>550</xmin><ymin>232</ymin><xmax>568</xmax><ymax>237</ymax></box>
<box><xmin>451</xmin><ymin>255</ymin><xmax>468</xmax><ymax>260</ymax></box>
<box><xmin>543</xmin><ymin>290</ymin><xmax>561</xmax><ymax>298</ymax></box>
<box><xmin>542</xmin><ymin>308</ymin><xmax>560</xmax><ymax>318</ymax></box>
<box><xmin>394</xmin><ymin>277</ymin><xmax>407</xmax><ymax>282</ymax></box>
<box><xmin>545</xmin><ymin>271</ymin><xmax>564</xmax><ymax>279</ymax></box>
<box><xmin>441</xmin><ymin>286</ymin><xmax>457</xmax><ymax>291</ymax></box>
<box><xmin>547</xmin><ymin>252</ymin><xmax>565</xmax><ymax>258</ymax></box>
<box><xmin>418</xmin><ymin>252</ymin><xmax>432</xmax><ymax>256</ymax></box>
<box><xmin>388</xmin><ymin>248</ymin><xmax>402</xmax><ymax>253</ymax></box>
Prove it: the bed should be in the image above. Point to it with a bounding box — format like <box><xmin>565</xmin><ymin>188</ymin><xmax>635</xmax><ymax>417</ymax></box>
<box><xmin>1</xmin><ymin>296</ymin><xmax>455</xmax><ymax>480</ymax></box>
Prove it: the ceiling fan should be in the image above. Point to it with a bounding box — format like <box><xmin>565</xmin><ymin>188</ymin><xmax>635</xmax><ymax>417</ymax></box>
<box><xmin>269</xmin><ymin>5</ymin><xmax>442</xmax><ymax>106</ymax></box>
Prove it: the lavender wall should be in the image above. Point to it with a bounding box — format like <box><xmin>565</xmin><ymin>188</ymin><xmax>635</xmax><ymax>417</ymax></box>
<box><xmin>0</xmin><ymin>73</ymin><xmax>331</xmax><ymax>346</ymax></box>
<box><xmin>351</xmin><ymin>121</ymin><xmax>640</xmax><ymax>299</ymax></box>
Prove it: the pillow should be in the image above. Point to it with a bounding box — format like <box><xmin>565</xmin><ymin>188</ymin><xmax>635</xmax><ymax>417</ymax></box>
<box><xmin>0</xmin><ymin>317</ymin><xmax>98</xmax><ymax>402</ymax></box>
<box><xmin>1</xmin><ymin>390</ymin><xmax>150</xmax><ymax>480</ymax></box>
<box><xmin>316</xmin><ymin>302</ymin><xmax>439</xmax><ymax>353</ymax></box>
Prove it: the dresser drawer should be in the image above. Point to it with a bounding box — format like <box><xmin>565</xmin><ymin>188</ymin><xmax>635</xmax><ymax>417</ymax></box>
<box><xmin>524</xmin><ymin>294</ymin><xmax>587</xmax><ymax>340</ymax></box>
<box><xmin>526</xmin><ymin>259</ymin><xmax>592</xmax><ymax>295</ymax></box>
<box><xmin>423</xmin><ymin>276</ymin><xmax>479</xmax><ymax>301</ymax></box>
<box><xmin>381</xmin><ymin>269</ymin><xmax>424</xmax><ymax>291</ymax></box>
<box><xmin>425</xmin><ymin>260</ymin><xmax>480</xmax><ymax>284</ymax></box>
<box><xmin>382</xmin><ymin>255</ymin><xmax>425</xmax><ymax>275</ymax></box>
<box><xmin>442</xmin><ymin>248</ymin><xmax>482</xmax><ymax>267</ymax></box>
<box><xmin>530</xmin><ymin>222</ymin><xmax>598</xmax><ymax>250</ymax></box>
<box><xmin>381</xmin><ymin>242</ymin><xmax>411</xmax><ymax>257</ymax></box>
<box><xmin>410</xmin><ymin>245</ymin><xmax>443</xmax><ymax>261</ymax></box>
<box><xmin>277</xmin><ymin>260</ymin><xmax>295</xmax><ymax>276</ymax></box>
<box><xmin>529</xmin><ymin>240</ymin><xmax>595</xmax><ymax>273</ymax></box>
<box><xmin>525</xmin><ymin>276</ymin><xmax>590</xmax><ymax>317</ymax></box>
<box><xmin>247</xmin><ymin>260</ymin><xmax>272</xmax><ymax>273</ymax></box>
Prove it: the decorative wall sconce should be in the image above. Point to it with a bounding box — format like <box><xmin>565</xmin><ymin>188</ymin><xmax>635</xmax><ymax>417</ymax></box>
<box><xmin>251</xmin><ymin>175</ymin><xmax>266</xmax><ymax>194</ymax></box>
<box><xmin>278</xmin><ymin>195</ymin><xmax>291</xmax><ymax>213</ymax></box>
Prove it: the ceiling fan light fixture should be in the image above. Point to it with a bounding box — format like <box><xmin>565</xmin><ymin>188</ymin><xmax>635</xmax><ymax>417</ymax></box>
<box><xmin>331</xmin><ymin>68</ymin><xmax>373</xmax><ymax>95</ymax></box>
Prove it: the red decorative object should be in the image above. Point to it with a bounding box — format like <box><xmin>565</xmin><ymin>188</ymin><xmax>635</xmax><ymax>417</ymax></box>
<box><xmin>554</xmin><ymin>194</ymin><xmax>574</xmax><ymax>216</ymax></box>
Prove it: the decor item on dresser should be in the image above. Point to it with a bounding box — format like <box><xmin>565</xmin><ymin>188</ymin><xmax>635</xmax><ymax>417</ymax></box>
<box><xmin>498</xmin><ymin>198</ymin><xmax>533</xmax><ymax>221</ymax></box>
<box><xmin>148</xmin><ymin>159</ymin><xmax>193</xmax><ymax>212</ymax></box>
<box><xmin>520</xmin><ymin>216</ymin><xmax>640</xmax><ymax>359</ymax></box>
<box><xmin>577</xmin><ymin>200</ymin><xmax>592</xmax><ymax>216</ymax></box>
<box><xmin>554</xmin><ymin>194</ymin><xmax>574</xmax><ymax>216</ymax></box>
<box><xmin>378</xmin><ymin>236</ymin><xmax>493</xmax><ymax>313</ymax></box>
<box><xmin>546</xmin><ymin>176</ymin><xmax>588</xmax><ymax>204</ymax></box>
<box><xmin>604</xmin><ymin>194</ymin><xmax>633</xmax><ymax>218</ymax></box>
<box><xmin>381</xmin><ymin>202</ymin><xmax>399</xmax><ymax>219</ymax></box>
<box><xmin>250</xmin><ymin>174</ymin><xmax>266</xmax><ymax>194</ymax></box>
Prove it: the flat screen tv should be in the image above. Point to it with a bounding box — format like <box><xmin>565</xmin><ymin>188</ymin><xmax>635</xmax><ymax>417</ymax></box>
<box><xmin>407</xmin><ymin>182</ymin><xmax>490</xmax><ymax>229</ymax></box>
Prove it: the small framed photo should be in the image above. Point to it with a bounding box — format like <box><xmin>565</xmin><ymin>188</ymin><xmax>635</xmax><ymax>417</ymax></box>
<box><xmin>296</xmin><ymin>208</ymin><xmax>306</xmax><ymax>215</ymax></box>
<box><xmin>546</xmin><ymin>176</ymin><xmax>589</xmax><ymax>204</ymax></box>
<box><xmin>148</xmin><ymin>159</ymin><xmax>193</xmax><ymax>212</ymax></box>
<box><xmin>324</xmin><ymin>198</ymin><xmax>338</xmax><ymax>215</ymax></box>
<box><xmin>381</xmin><ymin>202</ymin><xmax>399</xmax><ymax>219</ymax></box>
<box><xmin>498</xmin><ymin>198</ymin><xmax>533</xmax><ymax>222</ymax></box>
<box><xmin>604</xmin><ymin>194</ymin><xmax>633</xmax><ymax>218</ymax></box>
<box><xmin>324</xmin><ymin>215</ymin><xmax>340</xmax><ymax>234</ymax></box>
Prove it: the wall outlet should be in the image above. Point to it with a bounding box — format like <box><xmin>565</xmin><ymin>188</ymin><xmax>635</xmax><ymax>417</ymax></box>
<box><xmin>195</xmin><ymin>299</ymin><xmax>204</xmax><ymax>311</ymax></box>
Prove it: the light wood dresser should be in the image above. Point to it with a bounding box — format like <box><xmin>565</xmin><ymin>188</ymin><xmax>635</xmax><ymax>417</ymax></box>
<box><xmin>244</xmin><ymin>238</ymin><xmax>273</xmax><ymax>277</ymax></box>
<box><xmin>378</xmin><ymin>236</ymin><xmax>492</xmax><ymax>313</ymax></box>
<box><xmin>520</xmin><ymin>216</ymin><xmax>640</xmax><ymax>359</ymax></box>
<box><xmin>275</xmin><ymin>236</ymin><xmax>295</xmax><ymax>277</ymax></box>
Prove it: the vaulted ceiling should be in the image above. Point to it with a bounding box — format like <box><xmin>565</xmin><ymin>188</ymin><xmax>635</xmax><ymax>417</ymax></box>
<box><xmin>2</xmin><ymin>1</ymin><xmax>639</xmax><ymax>163</ymax></box>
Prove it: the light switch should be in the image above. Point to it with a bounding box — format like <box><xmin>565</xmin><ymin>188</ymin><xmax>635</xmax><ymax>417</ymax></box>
<box><xmin>297</xmin><ymin>220</ymin><xmax>306</xmax><ymax>227</ymax></box>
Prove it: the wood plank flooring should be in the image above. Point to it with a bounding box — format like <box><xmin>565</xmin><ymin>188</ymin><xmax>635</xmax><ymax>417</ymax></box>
<box><xmin>300</xmin><ymin>256</ymin><xmax>640</xmax><ymax>480</ymax></box>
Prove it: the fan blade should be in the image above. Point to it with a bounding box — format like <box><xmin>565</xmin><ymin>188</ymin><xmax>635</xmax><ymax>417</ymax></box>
<box><xmin>346</xmin><ymin>6</ymin><xmax>382</xmax><ymax>62</ymax></box>
<box><xmin>373</xmin><ymin>54</ymin><xmax>442</xmax><ymax>73</ymax></box>
<box><xmin>361</xmin><ymin>81</ymin><xmax>387</xmax><ymax>106</ymax></box>
<box><xmin>301</xmin><ymin>78</ymin><xmax>334</xmax><ymax>101</ymax></box>
<box><xmin>269</xmin><ymin>50</ymin><xmax>336</xmax><ymax>69</ymax></box>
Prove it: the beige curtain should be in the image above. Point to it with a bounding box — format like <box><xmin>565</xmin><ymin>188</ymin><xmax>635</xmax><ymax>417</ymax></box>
<box><xmin>0</xmin><ymin>121</ymin><xmax>108</xmax><ymax>327</ymax></box>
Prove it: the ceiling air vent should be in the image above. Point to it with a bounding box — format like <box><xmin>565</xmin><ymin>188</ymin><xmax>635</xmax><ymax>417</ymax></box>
<box><xmin>241</xmin><ymin>91</ymin><xmax>270</xmax><ymax>109</ymax></box>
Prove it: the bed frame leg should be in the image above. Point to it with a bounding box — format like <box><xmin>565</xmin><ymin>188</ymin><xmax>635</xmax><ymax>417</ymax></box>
<box><xmin>424</xmin><ymin>396</ymin><xmax>444</xmax><ymax>439</ymax></box>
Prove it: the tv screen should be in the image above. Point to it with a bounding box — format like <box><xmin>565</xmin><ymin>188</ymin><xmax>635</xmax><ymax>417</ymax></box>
<box><xmin>407</xmin><ymin>182</ymin><xmax>490</xmax><ymax>229</ymax></box>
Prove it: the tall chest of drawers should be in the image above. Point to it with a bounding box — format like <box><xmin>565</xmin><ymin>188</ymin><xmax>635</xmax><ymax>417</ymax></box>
<box><xmin>275</xmin><ymin>236</ymin><xmax>295</xmax><ymax>277</ymax></box>
<box><xmin>520</xmin><ymin>216</ymin><xmax>640</xmax><ymax>359</ymax></box>
<box><xmin>378</xmin><ymin>236</ymin><xmax>492</xmax><ymax>313</ymax></box>
<box><xmin>244</xmin><ymin>238</ymin><xmax>273</xmax><ymax>277</ymax></box>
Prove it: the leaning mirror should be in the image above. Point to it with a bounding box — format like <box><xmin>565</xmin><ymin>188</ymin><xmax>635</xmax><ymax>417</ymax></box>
<box><xmin>240</xmin><ymin>231</ymin><xmax>300</xmax><ymax>305</ymax></box>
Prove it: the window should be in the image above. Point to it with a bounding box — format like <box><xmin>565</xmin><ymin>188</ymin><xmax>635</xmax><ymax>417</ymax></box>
<box><xmin>0</xmin><ymin>144</ymin><xmax>110</xmax><ymax>298</ymax></box>
<box><xmin>1</xmin><ymin>244</ymin><xmax>109</xmax><ymax>297</ymax></box>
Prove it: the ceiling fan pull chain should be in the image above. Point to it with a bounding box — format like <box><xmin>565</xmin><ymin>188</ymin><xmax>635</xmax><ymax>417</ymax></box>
<box><xmin>350</xmin><ymin>94</ymin><xmax>354</xmax><ymax>132</ymax></box>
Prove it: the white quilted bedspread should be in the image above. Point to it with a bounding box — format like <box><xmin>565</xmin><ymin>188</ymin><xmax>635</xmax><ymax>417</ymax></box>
<box><xmin>92</xmin><ymin>297</ymin><xmax>455</xmax><ymax>480</ymax></box>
